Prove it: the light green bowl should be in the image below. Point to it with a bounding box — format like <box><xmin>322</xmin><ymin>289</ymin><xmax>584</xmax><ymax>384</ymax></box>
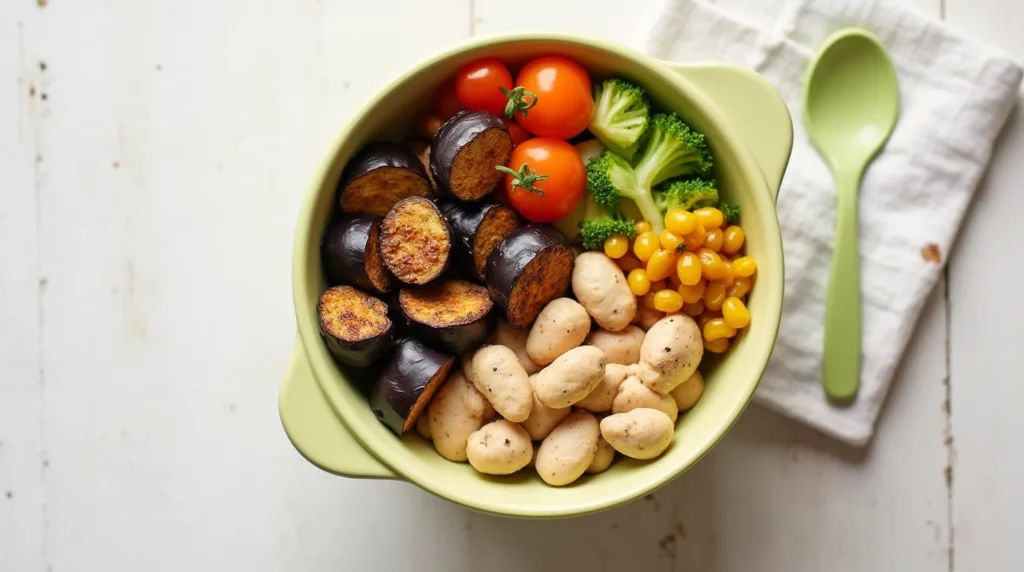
<box><xmin>281</xmin><ymin>33</ymin><xmax>793</xmax><ymax>519</ymax></box>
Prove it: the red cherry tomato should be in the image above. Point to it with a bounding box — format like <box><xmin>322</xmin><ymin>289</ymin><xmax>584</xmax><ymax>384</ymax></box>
<box><xmin>499</xmin><ymin>138</ymin><xmax>585</xmax><ymax>223</ymax></box>
<box><xmin>510</xmin><ymin>56</ymin><xmax>594</xmax><ymax>140</ymax></box>
<box><xmin>455</xmin><ymin>58</ymin><xmax>514</xmax><ymax>117</ymax></box>
<box><xmin>433</xmin><ymin>80</ymin><xmax>463</xmax><ymax>120</ymax></box>
<box><xmin>502</xmin><ymin>118</ymin><xmax>531</xmax><ymax>146</ymax></box>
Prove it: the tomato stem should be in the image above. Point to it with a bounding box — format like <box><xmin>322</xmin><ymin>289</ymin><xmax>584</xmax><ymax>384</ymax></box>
<box><xmin>495</xmin><ymin>163</ymin><xmax>547</xmax><ymax>196</ymax></box>
<box><xmin>499</xmin><ymin>86</ymin><xmax>538</xmax><ymax>119</ymax></box>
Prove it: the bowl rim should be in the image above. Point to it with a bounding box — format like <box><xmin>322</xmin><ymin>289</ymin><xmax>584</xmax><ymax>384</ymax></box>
<box><xmin>291</xmin><ymin>31</ymin><xmax>785</xmax><ymax>518</ymax></box>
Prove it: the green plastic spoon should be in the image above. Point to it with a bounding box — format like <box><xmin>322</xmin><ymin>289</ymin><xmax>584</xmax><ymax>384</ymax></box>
<box><xmin>803</xmin><ymin>28</ymin><xmax>899</xmax><ymax>403</ymax></box>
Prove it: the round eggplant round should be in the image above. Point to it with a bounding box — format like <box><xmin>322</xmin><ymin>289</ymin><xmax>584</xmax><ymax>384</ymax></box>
<box><xmin>320</xmin><ymin>214</ymin><xmax>392</xmax><ymax>293</ymax></box>
<box><xmin>438</xmin><ymin>200</ymin><xmax>522</xmax><ymax>282</ymax></box>
<box><xmin>398</xmin><ymin>279</ymin><xmax>494</xmax><ymax>355</ymax></box>
<box><xmin>430</xmin><ymin>110</ymin><xmax>513</xmax><ymax>201</ymax></box>
<box><xmin>317</xmin><ymin>285</ymin><xmax>394</xmax><ymax>368</ymax></box>
<box><xmin>339</xmin><ymin>141</ymin><xmax>433</xmax><ymax>217</ymax></box>
<box><xmin>380</xmin><ymin>197</ymin><xmax>453</xmax><ymax>285</ymax></box>
<box><xmin>370</xmin><ymin>337</ymin><xmax>455</xmax><ymax>435</ymax></box>
<box><xmin>486</xmin><ymin>224</ymin><xmax>575</xmax><ymax>329</ymax></box>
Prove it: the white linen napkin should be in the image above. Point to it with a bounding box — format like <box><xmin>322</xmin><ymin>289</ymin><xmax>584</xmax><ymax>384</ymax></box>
<box><xmin>634</xmin><ymin>0</ymin><xmax>1023</xmax><ymax>445</ymax></box>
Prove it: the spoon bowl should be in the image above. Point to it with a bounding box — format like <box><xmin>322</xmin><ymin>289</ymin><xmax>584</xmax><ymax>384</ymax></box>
<box><xmin>803</xmin><ymin>28</ymin><xmax>899</xmax><ymax>402</ymax></box>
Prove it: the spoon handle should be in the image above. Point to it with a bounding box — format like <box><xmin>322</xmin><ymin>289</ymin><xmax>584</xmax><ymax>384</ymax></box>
<box><xmin>823</xmin><ymin>168</ymin><xmax>862</xmax><ymax>402</ymax></box>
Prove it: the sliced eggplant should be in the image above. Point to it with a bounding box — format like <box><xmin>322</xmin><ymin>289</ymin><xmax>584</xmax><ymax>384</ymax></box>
<box><xmin>317</xmin><ymin>285</ymin><xmax>394</xmax><ymax>367</ymax></box>
<box><xmin>370</xmin><ymin>337</ymin><xmax>455</xmax><ymax>435</ymax></box>
<box><xmin>399</xmin><ymin>279</ymin><xmax>494</xmax><ymax>354</ymax></box>
<box><xmin>486</xmin><ymin>224</ymin><xmax>575</xmax><ymax>328</ymax></box>
<box><xmin>438</xmin><ymin>200</ymin><xmax>522</xmax><ymax>282</ymax></box>
<box><xmin>338</xmin><ymin>141</ymin><xmax>433</xmax><ymax>217</ymax></box>
<box><xmin>430</xmin><ymin>110</ymin><xmax>513</xmax><ymax>201</ymax></box>
<box><xmin>320</xmin><ymin>214</ymin><xmax>392</xmax><ymax>293</ymax></box>
<box><xmin>380</xmin><ymin>196</ymin><xmax>453</xmax><ymax>285</ymax></box>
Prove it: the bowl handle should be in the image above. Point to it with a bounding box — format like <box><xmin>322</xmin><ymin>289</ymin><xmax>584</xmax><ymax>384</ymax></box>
<box><xmin>279</xmin><ymin>337</ymin><xmax>397</xmax><ymax>480</ymax></box>
<box><xmin>662</xmin><ymin>62</ymin><xmax>793</xmax><ymax>203</ymax></box>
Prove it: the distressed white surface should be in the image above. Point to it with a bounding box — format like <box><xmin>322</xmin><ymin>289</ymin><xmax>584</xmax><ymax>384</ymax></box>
<box><xmin>0</xmin><ymin>0</ymin><xmax>1020</xmax><ymax>571</ymax></box>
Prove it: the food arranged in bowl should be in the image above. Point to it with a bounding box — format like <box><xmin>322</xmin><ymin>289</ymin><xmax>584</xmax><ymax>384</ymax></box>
<box><xmin>316</xmin><ymin>54</ymin><xmax>757</xmax><ymax>487</ymax></box>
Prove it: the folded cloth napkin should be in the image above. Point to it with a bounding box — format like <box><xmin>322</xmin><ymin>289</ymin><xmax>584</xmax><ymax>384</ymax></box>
<box><xmin>634</xmin><ymin>0</ymin><xmax>1023</xmax><ymax>446</ymax></box>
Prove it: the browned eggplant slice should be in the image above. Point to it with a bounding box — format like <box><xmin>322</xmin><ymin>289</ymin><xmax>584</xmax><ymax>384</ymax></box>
<box><xmin>339</xmin><ymin>141</ymin><xmax>433</xmax><ymax>216</ymax></box>
<box><xmin>320</xmin><ymin>214</ymin><xmax>392</xmax><ymax>293</ymax></box>
<box><xmin>430</xmin><ymin>110</ymin><xmax>513</xmax><ymax>201</ymax></box>
<box><xmin>370</xmin><ymin>337</ymin><xmax>454</xmax><ymax>435</ymax></box>
<box><xmin>486</xmin><ymin>224</ymin><xmax>575</xmax><ymax>328</ymax></box>
<box><xmin>399</xmin><ymin>279</ymin><xmax>494</xmax><ymax>354</ymax></box>
<box><xmin>380</xmin><ymin>197</ymin><xmax>453</xmax><ymax>285</ymax></box>
<box><xmin>438</xmin><ymin>200</ymin><xmax>522</xmax><ymax>282</ymax></box>
<box><xmin>317</xmin><ymin>285</ymin><xmax>394</xmax><ymax>367</ymax></box>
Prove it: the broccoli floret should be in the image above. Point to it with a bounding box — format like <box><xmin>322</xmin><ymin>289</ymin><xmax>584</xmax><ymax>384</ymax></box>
<box><xmin>577</xmin><ymin>194</ymin><xmax>636</xmax><ymax>251</ymax></box>
<box><xmin>585</xmin><ymin>150</ymin><xmax>666</xmax><ymax>235</ymax></box>
<box><xmin>633</xmin><ymin>113</ymin><xmax>712</xmax><ymax>189</ymax></box>
<box><xmin>588</xmin><ymin>79</ymin><xmax>650</xmax><ymax>162</ymax></box>
<box><xmin>656</xmin><ymin>178</ymin><xmax>719</xmax><ymax>212</ymax></box>
<box><xmin>720</xmin><ymin>203</ymin><xmax>740</xmax><ymax>224</ymax></box>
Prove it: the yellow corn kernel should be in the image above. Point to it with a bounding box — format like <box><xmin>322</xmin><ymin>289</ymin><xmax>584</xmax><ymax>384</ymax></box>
<box><xmin>603</xmin><ymin>234</ymin><xmax>630</xmax><ymax>259</ymax></box>
<box><xmin>652</xmin><ymin>289</ymin><xmax>684</xmax><ymax>313</ymax></box>
<box><xmin>697</xmin><ymin>248</ymin><xmax>727</xmax><ymax>281</ymax></box>
<box><xmin>664</xmin><ymin>209</ymin><xmax>697</xmax><ymax>236</ymax></box>
<box><xmin>682</xmin><ymin>300</ymin><xmax>705</xmax><ymax>317</ymax></box>
<box><xmin>727</xmin><ymin>276</ymin><xmax>751</xmax><ymax>299</ymax></box>
<box><xmin>703</xmin><ymin>228</ymin><xmax>724</xmax><ymax>252</ymax></box>
<box><xmin>703</xmin><ymin>281</ymin><xmax>727</xmax><ymax>311</ymax></box>
<box><xmin>675</xmin><ymin>251</ymin><xmax>703</xmax><ymax>286</ymax></box>
<box><xmin>627</xmin><ymin>268</ymin><xmax>652</xmax><ymax>296</ymax></box>
<box><xmin>678</xmin><ymin>280</ymin><xmax>706</xmax><ymax>304</ymax></box>
<box><xmin>633</xmin><ymin>232</ymin><xmax>659</xmax><ymax>262</ymax></box>
<box><xmin>634</xmin><ymin>220</ymin><xmax>652</xmax><ymax>235</ymax></box>
<box><xmin>722</xmin><ymin>226</ymin><xmax>745</xmax><ymax>254</ymax></box>
<box><xmin>717</xmin><ymin>261</ymin><xmax>735</xmax><ymax>288</ymax></box>
<box><xmin>659</xmin><ymin>229</ymin><xmax>685</xmax><ymax>252</ymax></box>
<box><xmin>683</xmin><ymin>222</ymin><xmax>706</xmax><ymax>252</ymax></box>
<box><xmin>694</xmin><ymin>207</ymin><xmax>724</xmax><ymax>230</ymax></box>
<box><xmin>722</xmin><ymin>297</ymin><xmax>750</xmax><ymax>329</ymax></box>
<box><xmin>669</xmin><ymin>270</ymin><xmax>682</xmax><ymax>287</ymax></box>
<box><xmin>646</xmin><ymin>249</ymin><xmax>677</xmax><ymax>282</ymax></box>
<box><xmin>704</xmin><ymin>338</ymin><xmax>730</xmax><ymax>354</ymax></box>
<box><xmin>703</xmin><ymin>317</ymin><xmax>737</xmax><ymax>341</ymax></box>
<box><xmin>616</xmin><ymin>254</ymin><xmax>643</xmax><ymax>273</ymax></box>
<box><xmin>698</xmin><ymin>311</ymin><xmax>719</xmax><ymax>330</ymax></box>
<box><xmin>732</xmin><ymin>256</ymin><xmax>757</xmax><ymax>278</ymax></box>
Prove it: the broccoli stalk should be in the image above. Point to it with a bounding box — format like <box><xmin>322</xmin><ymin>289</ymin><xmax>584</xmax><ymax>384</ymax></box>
<box><xmin>655</xmin><ymin>178</ymin><xmax>719</xmax><ymax>213</ymax></box>
<box><xmin>586</xmin><ymin>150</ymin><xmax>667</xmax><ymax>235</ymax></box>
<box><xmin>577</xmin><ymin>194</ymin><xmax>636</xmax><ymax>251</ymax></box>
<box><xmin>585</xmin><ymin>113</ymin><xmax>712</xmax><ymax>235</ymax></box>
<box><xmin>588</xmin><ymin>79</ymin><xmax>650</xmax><ymax>162</ymax></box>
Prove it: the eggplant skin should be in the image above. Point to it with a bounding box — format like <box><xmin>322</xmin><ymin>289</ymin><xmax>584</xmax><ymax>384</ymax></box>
<box><xmin>438</xmin><ymin>200</ymin><xmax>522</xmax><ymax>282</ymax></box>
<box><xmin>338</xmin><ymin>141</ymin><xmax>433</xmax><ymax>217</ymax></box>
<box><xmin>399</xmin><ymin>279</ymin><xmax>495</xmax><ymax>355</ymax></box>
<box><xmin>320</xmin><ymin>214</ymin><xmax>392</xmax><ymax>293</ymax></box>
<box><xmin>486</xmin><ymin>224</ymin><xmax>575</xmax><ymax>329</ymax></box>
<box><xmin>317</xmin><ymin>285</ymin><xmax>394</xmax><ymax>368</ymax></box>
<box><xmin>370</xmin><ymin>337</ymin><xmax>455</xmax><ymax>435</ymax></box>
<box><xmin>430</xmin><ymin>111</ymin><xmax>513</xmax><ymax>201</ymax></box>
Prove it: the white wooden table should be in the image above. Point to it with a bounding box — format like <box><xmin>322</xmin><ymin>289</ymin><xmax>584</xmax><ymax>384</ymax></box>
<box><xmin>2</xmin><ymin>0</ymin><xmax>1022</xmax><ymax>570</ymax></box>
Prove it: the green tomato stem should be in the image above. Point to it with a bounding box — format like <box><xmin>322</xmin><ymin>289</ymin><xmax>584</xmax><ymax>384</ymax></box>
<box><xmin>495</xmin><ymin>164</ymin><xmax>547</xmax><ymax>196</ymax></box>
<box><xmin>500</xmin><ymin>86</ymin><xmax>539</xmax><ymax>119</ymax></box>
